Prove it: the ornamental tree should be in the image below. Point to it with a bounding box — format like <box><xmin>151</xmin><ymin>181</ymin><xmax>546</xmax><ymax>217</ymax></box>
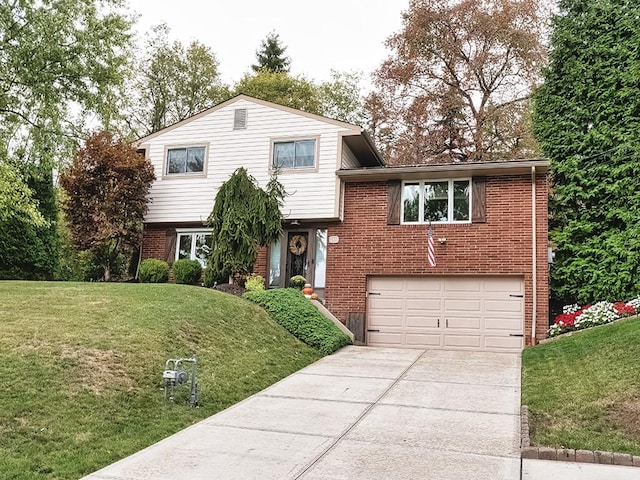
<box><xmin>534</xmin><ymin>0</ymin><xmax>640</xmax><ymax>304</ymax></box>
<box><xmin>369</xmin><ymin>0</ymin><xmax>547</xmax><ymax>164</ymax></box>
<box><xmin>60</xmin><ymin>132</ymin><xmax>155</xmax><ymax>281</ymax></box>
<box><xmin>207</xmin><ymin>168</ymin><xmax>285</xmax><ymax>281</ymax></box>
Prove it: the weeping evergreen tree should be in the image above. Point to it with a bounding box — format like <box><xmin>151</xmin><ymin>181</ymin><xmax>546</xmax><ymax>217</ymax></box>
<box><xmin>207</xmin><ymin>168</ymin><xmax>285</xmax><ymax>281</ymax></box>
<box><xmin>534</xmin><ymin>0</ymin><xmax>640</xmax><ymax>304</ymax></box>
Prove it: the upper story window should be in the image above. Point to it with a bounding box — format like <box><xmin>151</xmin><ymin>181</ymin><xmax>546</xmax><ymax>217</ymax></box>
<box><xmin>166</xmin><ymin>146</ymin><xmax>206</xmax><ymax>175</ymax></box>
<box><xmin>273</xmin><ymin>139</ymin><xmax>316</xmax><ymax>169</ymax></box>
<box><xmin>402</xmin><ymin>179</ymin><xmax>471</xmax><ymax>224</ymax></box>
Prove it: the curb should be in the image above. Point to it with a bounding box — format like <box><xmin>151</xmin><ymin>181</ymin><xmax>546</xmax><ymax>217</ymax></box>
<box><xmin>520</xmin><ymin>405</ymin><xmax>640</xmax><ymax>467</ymax></box>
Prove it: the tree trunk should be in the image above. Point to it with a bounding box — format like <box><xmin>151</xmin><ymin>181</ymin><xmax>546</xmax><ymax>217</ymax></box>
<box><xmin>104</xmin><ymin>264</ymin><xmax>111</xmax><ymax>282</ymax></box>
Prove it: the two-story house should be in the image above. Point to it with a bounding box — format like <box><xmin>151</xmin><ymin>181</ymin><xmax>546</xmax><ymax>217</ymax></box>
<box><xmin>137</xmin><ymin>95</ymin><xmax>549</xmax><ymax>352</ymax></box>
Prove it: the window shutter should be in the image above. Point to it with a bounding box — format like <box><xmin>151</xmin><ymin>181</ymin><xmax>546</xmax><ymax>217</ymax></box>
<box><xmin>165</xmin><ymin>229</ymin><xmax>177</xmax><ymax>263</ymax></box>
<box><xmin>233</xmin><ymin>108</ymin><xmax>247</xmax><ymax>130</ymax></box>
<box><xmin>387</xmin><ymin>180</ymin><xmax>401</xmax><ymax>225</ymax></box>
<box><xmin>472</xmin><ymin>177</ymin><xmax>486</xmax><ymax>223</ymax></box>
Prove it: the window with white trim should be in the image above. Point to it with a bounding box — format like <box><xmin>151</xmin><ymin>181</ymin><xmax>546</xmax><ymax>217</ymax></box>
<box><xmin>166</xmin><ymin>146</ymin><xmax>206</xmax><ymax>175</ymax></box>
<box><xmin>176</xmin><ymin>231</ymin><xmax>212</xmax><ymax>266</ymax></box>
<box><xmin>272</xmin><ymin>139</ymin><xmax>316</xmax><ymax>169</ymax></box>
<box><xmin>401</xmin><ymin>179</ymin><xmax>471</xmax><ymax>224</ymax></box>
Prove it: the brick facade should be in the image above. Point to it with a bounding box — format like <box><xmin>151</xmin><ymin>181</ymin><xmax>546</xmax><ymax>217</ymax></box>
<box><xmin>142</xmin><ymin>173</ymin><xmax>549</xmax><ymax>344</ymax></box>
<box><xmin>323</xmin><ymin>175</ymin><xmax>549</xmax><ymax>345</ymax></box>
<box><xmin>141</xmin><ymin>226</ymin><xmax>169</xmax><ymax>262</ymax></box>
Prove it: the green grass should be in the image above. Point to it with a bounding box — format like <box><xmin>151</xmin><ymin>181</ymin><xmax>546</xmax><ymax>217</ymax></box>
<box><xmin>244</xmin><ymin>288</ymin><xmax>352</xmax><ymax>354</ymax></box>
<box><xmin>0</xmin><ymin>281</ymin><xmax>322</xmax><ymax>479</ymax></box>
<box><xmin>522</xmin><ymin>316</ymin><xmax>640</xmax><ymax>455</ymax></box>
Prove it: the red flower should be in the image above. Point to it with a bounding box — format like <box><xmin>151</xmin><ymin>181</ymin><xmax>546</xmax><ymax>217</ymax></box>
<box><xmin>554</xmin><ymin>312</ymin><xmax>578</xmax><ymax>327</ymax></box>
<box><xmin>613</xmin><ymin>302</ymin><xmax>635</xmax><ymax>316</ymax></box>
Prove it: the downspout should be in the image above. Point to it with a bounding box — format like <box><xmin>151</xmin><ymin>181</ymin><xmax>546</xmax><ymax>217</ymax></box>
<box><xmin>135</xmin><ymin>227</ymin><xmax>144</xmax><ymax>281</ymax></box>
<box><xmin>531</xmin><ymin>166</ymin><xmax>537</xmax><ymax>345</ymax></box>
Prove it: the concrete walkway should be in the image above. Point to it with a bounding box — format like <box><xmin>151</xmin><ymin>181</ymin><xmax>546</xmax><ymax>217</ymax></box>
<box><xmin>523</xmin><ymin>459</ymin><xmax>640</xmax><ymax>479</ymax></box>
<box><xmin>84</xmin><ymin>346</ymin><xmax>521</xmax><ymax>480</ymax></box>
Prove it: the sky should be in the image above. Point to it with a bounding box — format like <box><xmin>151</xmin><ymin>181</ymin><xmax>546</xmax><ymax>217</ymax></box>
<box><xmin>126</xmin><ymin>0</ymin><xmax>410</xmax><ymax>90</ymax></box>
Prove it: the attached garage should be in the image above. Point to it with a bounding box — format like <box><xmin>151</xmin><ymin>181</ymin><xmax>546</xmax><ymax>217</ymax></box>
<box><xmin>367</xmin><ymin>276</ymin><xmax>524</xmax><ymax>352</ymax></box>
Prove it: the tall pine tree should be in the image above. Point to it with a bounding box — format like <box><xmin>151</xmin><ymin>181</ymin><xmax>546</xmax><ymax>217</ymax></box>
<box><xmin>251</xmin><ymin>32</ymin><xmax>291</xmax><ymax>73</ymax></box>
<box><xmin>534</xmin><ymin>0</ymin><xmax>640</xmax><ymax>304</ymax></box>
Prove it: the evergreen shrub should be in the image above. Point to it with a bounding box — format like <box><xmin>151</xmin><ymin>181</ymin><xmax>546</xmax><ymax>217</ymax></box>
<box><xmin>138</xmin><ymin>258</ymin><xmax>169</xmax><ymax>283</ymax></box>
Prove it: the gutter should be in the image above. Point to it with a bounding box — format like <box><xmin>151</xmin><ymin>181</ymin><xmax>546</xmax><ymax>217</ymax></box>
<box><xmin>531</xmin><ymin>166</ymin><xmax>537</xmax><ymax>345</ymax></box>
<box><xmin>337</xmin><ymin>159</ymin><xmax>550</xmax><ymax>182</ymax></box>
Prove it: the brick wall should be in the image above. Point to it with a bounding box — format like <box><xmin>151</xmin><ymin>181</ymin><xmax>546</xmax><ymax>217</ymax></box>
<box><xmin>141</xmin><ymin>226</ymin><xmax>169</xmax><ymax>262</ymax></box>
<box><xmin>324</xmin><ymin>175</ymin><xmax>549</xmax><ymax>344</ymax></box>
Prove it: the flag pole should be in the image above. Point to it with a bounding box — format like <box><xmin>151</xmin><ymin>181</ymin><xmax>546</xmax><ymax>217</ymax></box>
<box><xmin>427</xmin><ymin>219</ymin><xmax>436</xmax><ymax>268</ymax></box>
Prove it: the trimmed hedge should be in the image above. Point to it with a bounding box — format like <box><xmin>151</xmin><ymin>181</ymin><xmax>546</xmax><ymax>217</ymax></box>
<box><xmin>173</xmin><ymin>259</ymin><xmax>202</xmax><ymax>285</ymax></box>
<box><xmin>244</xmin><ymin>288</ymin><xmax>351</xmax><ymax>355</ymax></box>
<box><xmin>138</xmin><ymin>258</ymin><xmax>169</xmax><ymax>283</ymax></box>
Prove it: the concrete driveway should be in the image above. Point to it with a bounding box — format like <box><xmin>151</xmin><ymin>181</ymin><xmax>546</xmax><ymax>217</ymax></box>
<box><xmin>83</xmin><ymin>346</ymin><xmax>521</xmax><ymax>480</ymax></box>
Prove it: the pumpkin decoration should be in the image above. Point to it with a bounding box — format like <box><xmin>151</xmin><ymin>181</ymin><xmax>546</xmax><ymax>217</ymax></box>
<box><xmin>302</xmin><ymin>283</ymin><xmax>313</xmax><ymax>296</ymax></box>
<box><xmin>310</xmin><ymin>293</ymin><xmax>319</xmax><ymax>300</ymax></box>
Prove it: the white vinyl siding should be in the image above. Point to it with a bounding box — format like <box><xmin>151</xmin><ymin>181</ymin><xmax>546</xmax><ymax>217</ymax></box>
<box><xmin>341</xmin><ymin>143</ymin><xmax>359</xmax><ymax>168</ymax></box>
<box><xmin>142</xmin><ymin>99</ymin><xmax>352</xmax><ymax>223</ymax></box>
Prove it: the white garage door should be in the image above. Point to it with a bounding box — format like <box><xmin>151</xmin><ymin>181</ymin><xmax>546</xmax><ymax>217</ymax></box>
<box><xmin>367</xmin><ymin>276</ymin><xmax>524</xmax><ymax>352</ymax></box>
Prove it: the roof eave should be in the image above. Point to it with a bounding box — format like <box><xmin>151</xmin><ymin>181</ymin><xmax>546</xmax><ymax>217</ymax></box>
<box><xmin>336</xmin><ymin>159</ymin><xmax>549</xmax><ymax>182</ymax></box>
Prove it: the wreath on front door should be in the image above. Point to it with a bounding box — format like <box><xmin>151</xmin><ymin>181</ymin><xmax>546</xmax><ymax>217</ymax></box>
<box><xmin>289</xmin><ymin>235</ymin><xmax>307</xmax><ymax>256</ymax></box>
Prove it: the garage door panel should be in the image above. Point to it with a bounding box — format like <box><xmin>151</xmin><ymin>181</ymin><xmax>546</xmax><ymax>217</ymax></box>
<box><xmin>367</xmin><ymin>276</ymin><xmax>524</xmax><ymax>352</ymax></box>
<box><xmin>369</xmin><ymin>313</ymin><xmax>403</xmax><ymax>328</ymax></box>
<box><xmin>406</xmin><ymin>315</ymin><xmax>439</xmax><ymax>328</ymax></box>
<box><xmin>407</xmin><ymin>278</ymin><xmax>442</xmax><ymax>293</ymax></box>
<box><xmin>406</xmin><ymin>333</ymin><xmax>442</xmax><ymax>347</ymax></box>
<box><xmin>369</xmin><ymin>277</ymin><xmax>403</xmax><ymax>292</ymax></box>
<box><xmin>484</xmin><ymin>318</ymin><xmax>522</xmax><ymax>332</ymax></box>
<box><xmin>446</xmin><ymin>316</ymin><xmax>481</xmax><ymax>329</ymax></box>
<box><xmin>444</xmin><ymin>299</ymin><xmax>482</xmax><ymax>312</ymax></box>
<box><xmin>406</xmin><ymin>298</ymin><xmax>441</xmax><ymax>311</ymax></box>
<box><xmin>444</xmin><ymin>334</ymin><xmax>482</xmax><ymax>349</ymax></box>
<box><xmin>485</xmin><ymin>299</ymin><xmax>522</xmax><ymax>314</ymax></box>
<box><xmin>483</xmin><ymin>277</ymin><xmax>522</xmax><ymax>290</ymax></box>
<box><xmin>368</xmin><ymin>331</ymin><xmax>403</xmax><ymax>347</ymax></box>
<box><xmin>445</xmin><ymin>278</ymin><xmax>481</xmax><ymax>293</ymax></box>
<box><xmin>484</xmin><ymin>335</ymin><xmax>524</xmax><ymax>351</ymax></box>
<box><xmin>369</xmin><ymin>297</ymin><xmax>403</xmax><ymax>310</ymax></box>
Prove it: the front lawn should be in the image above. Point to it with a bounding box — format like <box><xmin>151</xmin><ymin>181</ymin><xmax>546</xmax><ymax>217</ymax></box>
<box><xmin>522</xmin><ymin>316</ymin><xmax>640</xmax><ymax>455</ymax></box>
<box><xmin>0</xmin><ymin>281</ymin><xmax>322</xmax><ymax>479</ymax></box>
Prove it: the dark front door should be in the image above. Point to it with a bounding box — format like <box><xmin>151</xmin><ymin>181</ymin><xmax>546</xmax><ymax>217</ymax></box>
<box><xmin>286</xmin><ymin>231</ymin><xmax>309</xmax><ymax>285</ymax></box>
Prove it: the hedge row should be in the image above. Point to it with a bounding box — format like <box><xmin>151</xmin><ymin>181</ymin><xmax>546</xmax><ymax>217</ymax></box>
<box><xmin>244</xmin><ymin>288</ymin><xmax>351</xmax><ymax>355</ymax></box>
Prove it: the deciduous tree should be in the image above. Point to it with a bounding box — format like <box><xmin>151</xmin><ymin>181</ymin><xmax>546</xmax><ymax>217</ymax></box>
<box><xmin>0</xmin><ymin>0</ymin><xmax>134</xmax><ymax>278</ymax></box>
<box><xmin>370</xmin><ymin>0</ymin><xmax>547</xmax><ymax>164</ymax></box>
<box><xmin>60</xmin><ymin>132</ymin><xmax>155</xmax><ymax>281</ymax></box>
<box><xmin>319</xmin><ymin>70</ymin><xmax>368</xmax><ymax>126</ymax></box>
<box><xmin>130</xmin><ymin>24</ymin><xmax>230</xmax><ymax>136</ymax></box>
<box><xmin>234</xmin><ymin>70</ymin><xmax>324</xmax><ymax>115</ymax></box>
<box><xmin>534</xmin><ymin>0</ymin><xmax>640</xmax><ymax>304</ymax></box>
<box><xmin>207</xmin><ymin>168</ymin><xmax>285</xmax><ymax>281</ymax></box>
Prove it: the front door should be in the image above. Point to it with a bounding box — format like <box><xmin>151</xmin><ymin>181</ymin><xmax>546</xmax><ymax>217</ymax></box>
<box><xmin>285</xmin><ymin>231</ymin><xmax>309</xmax><ymax>285</ymax></box>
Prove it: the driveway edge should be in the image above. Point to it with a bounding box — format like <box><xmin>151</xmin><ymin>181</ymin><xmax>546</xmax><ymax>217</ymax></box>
<box><xmin>520</xmin><ymin>405</ymin><xmax>640</xmax><ymax>467</ymax></box>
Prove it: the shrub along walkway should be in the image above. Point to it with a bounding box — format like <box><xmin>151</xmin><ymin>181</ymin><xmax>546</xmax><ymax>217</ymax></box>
<box><xmin>84</xmin><ymin>347</ymin><xmax>523</xmax><ymax>480</ymax></box>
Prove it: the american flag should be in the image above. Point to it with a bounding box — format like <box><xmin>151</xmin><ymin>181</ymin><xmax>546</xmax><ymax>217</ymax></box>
<box><xmin>427</xmin><ymin>227</ymin><xmax>436</xmax><ymax>267</ymax></box>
